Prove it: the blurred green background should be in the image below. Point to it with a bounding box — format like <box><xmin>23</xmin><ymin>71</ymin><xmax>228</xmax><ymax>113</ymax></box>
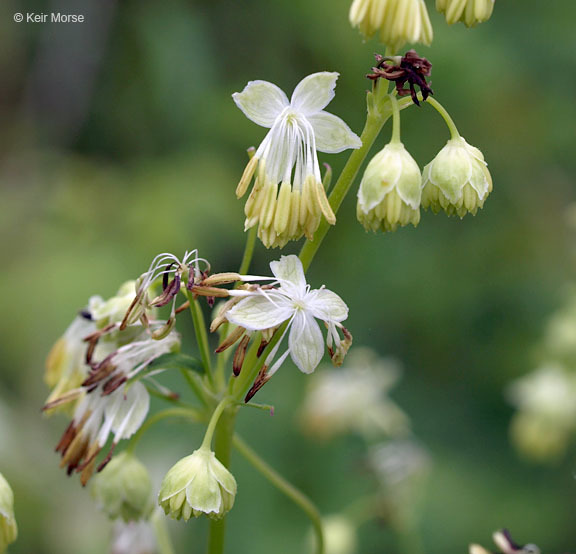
<box><xmin>1</xmin><ymin>0</ymin><xmax>576</xmax><ymax>552</ymax></box>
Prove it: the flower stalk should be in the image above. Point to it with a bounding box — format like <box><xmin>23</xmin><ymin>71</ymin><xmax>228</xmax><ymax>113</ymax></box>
<box><xmin>233</xmin><ymin>434</ymin><xmax>325</xmax><ymax>554</ymax></box>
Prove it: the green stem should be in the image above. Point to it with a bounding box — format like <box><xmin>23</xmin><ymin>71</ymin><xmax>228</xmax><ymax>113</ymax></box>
<box><xmin>187</xmin><ymin>294</ymin><xmax>214</xmax><ymax>386</ymax></box>
<box><xmin>426</xmin><ymin>96</ymin><xmax>460</xmax><ymax>139</ymax></box>
<box><xmin>299</xmin><ymin>94</ymin><xmax>393</xmax><ymax>271</ymax></box>
<box><xmin>389</xmin><ymin>94</ymin><xmax>401</xmax><ymax>144</ymax></box>
<box><xmin>238</xmin><ymin>225</ymin><xmax>258</xmax><ymax>275</ymax></box>
<box><xmin>201</xmin><ymin>397</ymin><xmax>231</xmax><ymax>450</ymax></box>
<box><xmin>233</xmin><ymin>434</ymin><xmax>324</xmax><ymax>554</ymax></box>
<box><xmin>214</xmin><ymin>225</ymin><xmax>259</xmax><ymax>388</ymax></box>
<box><xmin>152</xmin><ymin>509</ymin><xmax>176</xmax><ymax>554</ymax></box>
<box><xmin>207</xmin><ymin>403</ymin><xmax>239</xmax><ymax>554</ymax></box>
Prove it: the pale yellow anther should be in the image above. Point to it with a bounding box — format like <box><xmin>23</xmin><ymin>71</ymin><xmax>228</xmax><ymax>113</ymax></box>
<box><xmin>274</xmin><ymin>181</ymin><xmax>292</xmax><ymax>234</ymax></box>
<box><xmin>236</xmin><ymin>155</ymin><xmax>258</xmax><ymax>198</ymax></box>
<box><xmin>314</xmin><ymin>179</ymin><xmax>336</xmax><ymax>225</ymax></box>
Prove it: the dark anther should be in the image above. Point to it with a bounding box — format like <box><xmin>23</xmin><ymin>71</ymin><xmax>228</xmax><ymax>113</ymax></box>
<box><xmin>162</xmin><ymin>263</ymin><xmax>176</xmax><ymax>291</ymax></box>
<box><xmin>186</xmin><ymin>267</ymin><xmax>195</xmax><ymax>290</ymax></box>
<box><xmin>367</xmin><ymin>50</ymin><xmax>433</xmax><ymax>106</ymax></box>
<box><xmin>206</xmin><ymin>296</ymin><xmax>215</xmax><ymax>308</ymax></box>
<box><xmin>152</xmin><ymin>274</ymin><xmax>181</xmax><ymax>308</ymax></box>
<box><xmin>79</xmin><ymin>309</ymin><xmax>93</xmax><ymax>321</ymax></box>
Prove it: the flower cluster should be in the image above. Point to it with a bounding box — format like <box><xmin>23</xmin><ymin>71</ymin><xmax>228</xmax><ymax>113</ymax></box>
<box><xmin>357</xmin><ymin>94</ymin><xmax>492</xmax><ymax>232</ymax></box>
<box><xmin>44</xmin><ymin>251</ymin><xmax>242</xmax><ymax>483</ymax></box>
<box><xmin>234</xmin><ymin>73</ymin><xmax>361</xmax><ymax>248</ymax></box>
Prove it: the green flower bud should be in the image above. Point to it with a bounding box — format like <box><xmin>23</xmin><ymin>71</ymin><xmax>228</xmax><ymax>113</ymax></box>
<box><xmin>0</xmin><ymin>473</ymin><xmax>17</xmax><ymax>552</ymax></box>
<box><xmin>421</xmin><ymin>136</ymin><xmax>492</xmax><ymax>218</ymax></box>
<box><xmin>91</xmin><ymin>452</ymin><xmax>153</xmax><ymax>522</ymax></box>
<box><xmin>158</xmin><ymin>448</ymin><xmax>236</xmax><ymax>521</ymax></box>
<box><xmin>436</xmin><ymin>0</ymin><xmax>494</xmax><ymax>27</ymax></box>
<box><xmin>357</xmin><ymin>142</ymin><xmax>421</xmax><ymax>232</ymax></box>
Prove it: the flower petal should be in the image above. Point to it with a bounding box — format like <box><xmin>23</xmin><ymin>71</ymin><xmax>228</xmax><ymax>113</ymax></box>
<box><xmin>226</xmin><ymin>295</ymin><xmax>293</xmax><ymax>331</ymax></box>
<box><xmin>108</xmin><ymin>382</ymin><xmax>150</xmax><ymax>440</ymax></box>
<box><xmin>307</xmin><ymin>289</ymin><xmax>349</xmax><ymax>323</ymax></box>
<box><xmin>186</xmin><ymin>461</ymin><xmax>221</xmax><ymax>514</ymax></box>
<box><xmin>308</xmin><ymin>112</ymin><xmax>362</xmax><ymax>153</ymax></box>
<box><xmin>290</xmin><ymin>72</ymin><xmax>339</xmax><ymax>115</ymax></box>
<box><xmin>289</xmin><ymin>311</ymin><xmax>324</xmax><ymax>374</ymax></box>
<box><xmin>233</xmin><ymin>80</ymin><xmax>289</xmax><ymax>128</ymax></box>
<box><xmin>270</xmin><ymin>255</ymin><xmax>307</xmax><ymax>295</ymax></box>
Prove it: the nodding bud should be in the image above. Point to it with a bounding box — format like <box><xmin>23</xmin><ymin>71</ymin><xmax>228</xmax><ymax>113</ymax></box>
<box><xmin>158</xmin><ymin>448</ymin><xmax>237</xmax><ymax>520</ymax></box>
<box><xmin>233</xmin><ymin>335</ymin><xmax>251</xmax><ymax>376</ymax></box>
<box><xmin>91</xmin><ymin>451</ymin><xmax>153</xmax><ymax>522</ymax></box>
<box><xmin>421</xmin><ymin>136</ymin><xmax>492</xmax><ymax>218</ymax></box>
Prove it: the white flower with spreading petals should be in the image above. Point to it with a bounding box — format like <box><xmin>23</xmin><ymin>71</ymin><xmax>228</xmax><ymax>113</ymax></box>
<box><xmin>226</xmin><ymin>255</ymin><xmax>349</xmax><ymax>375</ymax></box>
<box><xmin>233</xmin><ymin>73</ymin><xmax>361</xmax><ymax>248</ymax></box>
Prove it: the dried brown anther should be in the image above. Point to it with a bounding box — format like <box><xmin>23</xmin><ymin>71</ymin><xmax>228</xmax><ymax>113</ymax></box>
<box><xmin>367</xmin><ymin>50</ymin><xmax>433</xmax><ymax>106</ymax></box>
<box><xmin>245</xmin><ymin>365</ymin><xmax>271</xmax><ymax>403</ymax></box>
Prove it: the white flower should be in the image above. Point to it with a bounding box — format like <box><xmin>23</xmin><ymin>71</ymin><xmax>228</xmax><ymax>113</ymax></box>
<box><xmin>158</xmin><ymin>448</ymin><xmax>237</xmax><ymax>520</ymax></box>
<box><xmin>226</xmin><ymin>255</ymin><xmax>349</xmax><ymax>375</ymax></box>
<box><xmin>53</xmin><ymin>330</ymin><xmax>180</xmax><ymax>484</ymax></box>
<box><xmin>56</xmin><ymin>381</ymin><xmax>151</xmax><ymax>485</ymax></box>
<box><xmin>369</xmin><ymin>439</ymin><xmax>431</xmax><ymax>527</ymax></box>
<box><xmin>301</xmin><ymin>348</ymin><xmax>410</xmax><ymax>438</ymax></box>
<box><xmin>233</xmin><ymin>73</ymin><xmax>361</xmax><ymax>248</ymax></box>
<box><xmin>507</xmin><ymin>364</ymin><xmax>576</xmax><ymax>461</ymax></box>
<box><xmin>45</xmin><ymin>280</ymin><xmax>142</xmax><ymax>414</ymax></box>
